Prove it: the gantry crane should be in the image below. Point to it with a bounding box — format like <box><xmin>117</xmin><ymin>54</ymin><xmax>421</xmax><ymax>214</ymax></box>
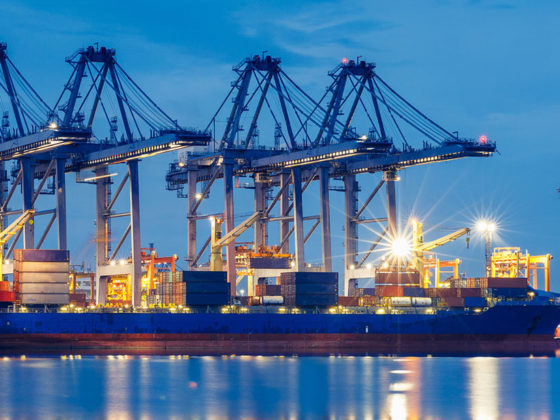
<box><xmin>411</xmin><ymin>219</ymin><xmax>470</xmax><ymax>287</ymax></box>
<box><xmin>166</xmin><ymin>56</ymin><xmax>495</xmax><ymax>296</ymax></box>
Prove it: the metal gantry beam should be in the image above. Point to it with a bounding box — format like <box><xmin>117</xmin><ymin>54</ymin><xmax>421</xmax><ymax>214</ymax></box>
<box><xmin>166</xmin><ymin>54</ymin><xmax>495</xmax><ymax>299</ymax></box>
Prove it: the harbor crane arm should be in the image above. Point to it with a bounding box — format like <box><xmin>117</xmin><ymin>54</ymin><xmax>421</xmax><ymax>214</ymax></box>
<box><xmin>209</xmin><ymin>211</ymin><xmax>263</xmax><ymax>271</ymax></box>
<box><xmin>0</xmin><ymin>210</ymin><xmax>35</xmax><ymax>244</ymax></box>
<box><xmin>0</xmin><ymin>209</ymin><xmax>35</xmax><ymax>280</ymax></box>
<box><xmin>212</xmin><ymin>211</ymin><xmax>263</xmax><ymax>250</ymax></box>
<box><xmin>417</xmin><ymin>228</ymin><xmax>470</xmax><ymax>252</ymax></box>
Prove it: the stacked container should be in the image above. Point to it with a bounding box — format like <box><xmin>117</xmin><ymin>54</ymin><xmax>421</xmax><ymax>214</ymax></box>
<box><xmin>375</xmin><ymin>271</ymin><xmax>420</xmax><ymax>286</ymax></box>
<box><xmin>0</xmin><ymin>280</ymin><xmax>14</xmax><ymax>304</ymax></box>
<box><xmin>177</xmin><ymin>271</ymin><xmax>230</xmax><ymax>306</ymax></box>
<box><xmin>255</xmin><ymin>284</ymin><xmax>282</xmax><ymax>296</ymax></box>
<box><xmin>13</xmin><ymin>249</ymin><xmax>70</xmax><ymax>306</ymax></box>
<box><xmin>280</xmin><ymin>272</ymin><xmax>338</xmax><ymax>307</ymax></box>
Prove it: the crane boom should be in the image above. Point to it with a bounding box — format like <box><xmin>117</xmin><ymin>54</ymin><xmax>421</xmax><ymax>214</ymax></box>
<box><xmin>210</xmin><ymin>211</ymin><xmax>263</xmax><ymax>271</ymax></box>
<box><xmin>0</xmin><ymin>210</ymin><xmax>35</xmax><ymax>244</ymax></box>
<box><xmin>212</xmin><ymin>211</ymin><xmax>263</xmax><ymax>250</ymax></box>
<box><xmin>412</xmin><ymin>220</ymin><xmax>470</xmax><ymax>287</ymax></box>
<box><xmin>0</xmin><ymin>209</ymin><xmax>35</xmax><ymax>280</ymax></box>
<box><xmin>417</xmin><ymin>228</ymin><xmax>470</xmax><ymax>252</ymax></box>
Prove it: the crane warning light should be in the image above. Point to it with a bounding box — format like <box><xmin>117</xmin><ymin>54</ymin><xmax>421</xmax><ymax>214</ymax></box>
<box><xmin>479</xmin><ymin>135</ymin><xmax>488</xmax><ymax>144</ymax></box>
<box><xmin>342</xmin><ymin>57</ymin><xmax>348</xmax><ymax>64</ymax></box>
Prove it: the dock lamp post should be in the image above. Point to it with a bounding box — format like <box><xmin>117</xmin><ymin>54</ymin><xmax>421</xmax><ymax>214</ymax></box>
<box><xmin>475</xmin><ymin>220</ymin><xmax>497</xmax><ymax>276</ymax></box>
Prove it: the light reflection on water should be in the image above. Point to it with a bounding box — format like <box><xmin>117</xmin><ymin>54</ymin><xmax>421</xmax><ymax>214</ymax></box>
<box><xmin>0</xmin><ymin>355</ymin><xmax>557</xmax><ymax>419</ymax></box>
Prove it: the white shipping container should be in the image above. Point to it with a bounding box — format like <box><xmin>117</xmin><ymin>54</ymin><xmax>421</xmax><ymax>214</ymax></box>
<box><xmin>16</xmin><ymin>262</ymin><xmax>70</xmax><ymax>273</ymax></box>
<box><xmin>21</xmin><ymin>293</ymin><xmax>70</xmax><ymax>305</ymax></box>
<box><xmin>20</xmin><ymin>283</ymin><xmax>69</xmax><ymax>294</ymax></box>
<box><xmin>390</xmin><ymin>297</ymin><xmax>412</xmax><ymax>307</ymax></box>
<box><xmin>412</xmin><ymin>297</ymin><xmax>433</xmax><ymax>307</ymax></box>
<box><xmin>261</xmin><ymin>296</ymin><xmax>284</xmax><ymax>305</ymax></box>
<box><xmin>19</xmin><ymin>272</ymin><xmax>69</xmax><ymax>283</ymax></box>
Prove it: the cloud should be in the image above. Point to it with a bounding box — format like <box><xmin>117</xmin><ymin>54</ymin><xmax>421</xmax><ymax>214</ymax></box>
<box><xmin>233</xmin><ymin>0</ymin><xmax>395</xmax><ymax>62</ymax></box>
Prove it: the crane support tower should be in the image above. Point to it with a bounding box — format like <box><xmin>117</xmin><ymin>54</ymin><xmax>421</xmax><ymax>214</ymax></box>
<box><xmin>166</xmin><ymin>56</ymin><xmax>495</xmax><ymax>296</ymax></box>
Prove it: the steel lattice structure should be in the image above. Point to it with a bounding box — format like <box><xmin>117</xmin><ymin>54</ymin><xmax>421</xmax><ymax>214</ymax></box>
<box><xmin>166</xmin><ymin>56</ymin><xmax>495</xmax><ymax>296</ymax></box>
<box><xmin>0</xmin><ymin>44</ymin><xmax>209</xmax><ymax>306</ymax></box>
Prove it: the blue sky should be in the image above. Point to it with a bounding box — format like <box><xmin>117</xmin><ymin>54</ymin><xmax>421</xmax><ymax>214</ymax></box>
<box><xmin>1</xmin><ymin>0</ymin><xmax>559</xmax><ymax>290</ymax></box>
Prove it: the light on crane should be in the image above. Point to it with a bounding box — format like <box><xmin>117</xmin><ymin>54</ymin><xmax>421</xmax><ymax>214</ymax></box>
<box><xmin>475</xmin><ymin>218</ymin><xmax>497</xmax><ymax>275</ymax></box>
<box><xmin>476</xmin><ymin>219</ymin><xmax>496</xmax><ymax>234</ymax></box>
<box><xmin>391</xmin><ymin>236</ymin><xmax>411</xmax><ymax>258</ymax></box>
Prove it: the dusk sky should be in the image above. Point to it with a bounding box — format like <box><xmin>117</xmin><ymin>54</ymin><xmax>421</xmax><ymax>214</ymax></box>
<box><xmin>1</xmin><ymin>0</ymin><xmax>559</xmax><ymax>290</ymax></box>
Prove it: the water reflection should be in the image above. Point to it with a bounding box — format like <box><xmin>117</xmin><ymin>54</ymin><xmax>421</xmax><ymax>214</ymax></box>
<box><xmin>468</xmin><ymin>358</ymin><xmax>499</xmax><ymax>420</ymax></box>
<box><xmin>0</xmin><ymin>355</ymin><xmax>556</xmax><ymax>418</ymax></box>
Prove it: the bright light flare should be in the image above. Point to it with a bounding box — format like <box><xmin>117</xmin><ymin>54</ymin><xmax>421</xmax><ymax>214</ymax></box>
<box><xmin>475</xmin><ymin>219</ymin><xmax>497</xmax><ymax>234</ymax></box>
<box><xmin>479</xmin><ymin>135</ymin><xmax>488</xmax><ymax>144</ymax></box>
<box><xmin>391</xmin><ymin>236</ymin><xmax>411</xmax><ymax>258</ymax></box>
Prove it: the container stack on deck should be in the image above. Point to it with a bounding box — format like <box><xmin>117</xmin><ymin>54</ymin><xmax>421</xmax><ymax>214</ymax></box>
<box><xmin>13</xmin><ymin>250</ymin><xmax>70</xmax><ymax>306</ymax></box>
<box><xmin>155</xmin><ymin>271</ymin><xmax>230</xmax><ymax>306</ymax></box>
<box><xmin>255</xmin><ymin>282</ymin><xmax>282</xmax><ymax>297</ymax></box>
<box><xmin>0</xmin><ymin>280</ymin><xmax>14</xmax><ymax>306</ymax></box>
<box><xmin>280</xmin><ymin>272</ymin><xmax>338</xmax><ymax>307</ymax></box>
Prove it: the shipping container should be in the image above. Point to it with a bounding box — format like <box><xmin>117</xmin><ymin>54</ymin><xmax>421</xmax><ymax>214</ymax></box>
<box><xmin>177</xmin><ymin>271</ymin><xmax>227</xmax><ymax>283</ymax></box>
<box><xmin>439</xmin><ymin>297</ymin><xmax>465</xmax><ymax>307</ymax></box>
<box><xmin>13</xmin><ymin>249</ymin><xmax>69</xmax><ymax>262</ymax></box>
<box><xmin>20</xmin><ymin>283</ymin><xmax>69</xmax><ymax>294</ymax></box>
<box><xmin>261</xmin><ymin>296</ymin><xmax>284</xmax><ymax>305</ymax></box>
<box><xmin>360</xmin><ymin>295</ymin><xmax>377</xmax><ymax>306</ymax></box>
<box><xmin>486</xmin><ymin>277</ymin><xmax>528</xmax><ymax>289</ymax></box>
<box><xmin>403</xmin><ymin>287</ymin><xmax>425</xmax><ymax>297</ymax></box>
<box><xmin>0</xmin><ymin>291</ymin><xmax>14</xmax><ymax>302</ymax></box>
<box><xmin>21</xmin><ymin>293</ymin><xmax>70</xmax><ymax>305</ymax></box>
<box><xmin>375</xmin><ymin>271</ymin><xmax>420</xmax><ymax>286</ymax></box>
<box><xmin>17</xmin><ymin>272</ymin><xmax>69</xmax><ymax>283</ymax></box>
<box><xmin>375</xmin><ymin>286</ymin><xmax>404</xmax><ymax>297</ymax></box>
<box><xmin>338</xmin><ymin>296</ymin><xmax>360</xmax><ymax>306</ymax></box>
<box><xmin>390</xmin><ymin>297</ymin><xmax>412</xmax><ymax>307</ymax></box>
<box><xmin>294</xmin><ymin>283</ymin><xmax>338</xmax><ymax>294</ymax></box>
<box><xmin>14</xmin><ymin>262</ymin><xmax>70</xmax><ymax>273</ymax></box>
<box><xmin>280</xmin><ymin>272</ymin><xmax>338</xmax><ymax>285</ymax></box>
<box><xmin>457</xmin><ymin>288</ymin><xmax>483</xmax><ymax>298</ymax></box>
<box><xmin>69</xmin><ymin>293</ymin><xmax>87</xmax><ymax>307</ymax></box>
<box><xmin>185</xmin><ymin>282</ymin><xmax>230</xmax><ymax>294</ymax></box>
<box><xmin>412</xmin><ymin>297</ymin><xmax>433</xmax><ymax>306</ymax></box>
<box><xmin>248</xmin><ymin>257</ymin><xmax>290</xmax><ymax>269</ymax></box>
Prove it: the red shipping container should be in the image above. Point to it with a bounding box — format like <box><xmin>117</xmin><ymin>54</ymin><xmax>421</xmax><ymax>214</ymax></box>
<box><xmin>360</xmin><ymin>295</ymin><xmax>377</xmax><ymax>306</ymax></box>
<box><xmin>440</xmin><ymin>297</ymin><xmax>465</xmax><ymax>307</ymax></box>
<box><xmin>338</xmin><ymin>296</ymin><xmax>360</xmax><ymax>306</ymax></box>
<box><xmin>457</xmin><ymin>288</ymin><xmax>482</xmax><ymax>298</ymax></box>
<box><xmin>434</xmin><ymin>288</ymin><xmax>459</xmax><ymax>298</ymax></box>
<box><xmin>486</xmin><ymin>277</ymin><xmax>528</xmax><ymax>288</ymax></box>
<box><xmin>0</xmin><ymin>291</ymin><xmax>14</xmax><ymax>302</ymax></box>
<box><xmin>375</xmin><ymin>286</ymin><xmax>404</xmax><ymax>297</ymax></box>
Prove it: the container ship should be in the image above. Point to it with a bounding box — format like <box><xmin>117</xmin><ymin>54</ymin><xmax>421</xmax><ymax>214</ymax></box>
<box><xmin>0</xmin><ymin>248</ymin><xmax>559</xmax><ymax>356</ymax></box>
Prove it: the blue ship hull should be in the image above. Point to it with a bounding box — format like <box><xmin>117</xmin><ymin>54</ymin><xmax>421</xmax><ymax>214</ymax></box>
<box><xmin>1</xmin><ymin>303</ymin><xmax>559</xmax><ymax>355</ymax></box>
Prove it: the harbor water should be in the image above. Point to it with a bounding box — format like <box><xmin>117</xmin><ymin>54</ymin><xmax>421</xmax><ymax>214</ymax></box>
<box><xmin>0</xmin><ymin>354</ymin><xmax>559</xmax><ymax>418</ymax></box>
